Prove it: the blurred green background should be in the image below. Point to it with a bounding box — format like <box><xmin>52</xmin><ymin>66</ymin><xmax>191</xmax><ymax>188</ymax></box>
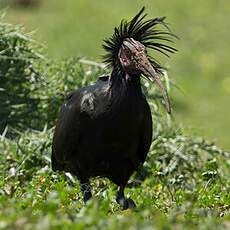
<box><xmin>1</xmin><ymin>0</ymin><xmax>229</xmax><ymax>150</ymax></box>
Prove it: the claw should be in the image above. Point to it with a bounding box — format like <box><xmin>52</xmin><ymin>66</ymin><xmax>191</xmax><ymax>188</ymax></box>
<box><xmin>116</xmin><ymin>197</ymin><xmax>136</xmax><ymax>210</ymax></box>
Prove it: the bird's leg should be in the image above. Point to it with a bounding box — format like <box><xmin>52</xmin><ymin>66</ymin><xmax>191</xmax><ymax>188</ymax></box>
<box><xmin>80</xmin><ymin>180</ymin><xmax>92</xmax><ymax>203</ymax></box>
<box><xmin>116</xmin><ymin>184</ymin><xmax>136</xmax><ymax>210</ymax></box>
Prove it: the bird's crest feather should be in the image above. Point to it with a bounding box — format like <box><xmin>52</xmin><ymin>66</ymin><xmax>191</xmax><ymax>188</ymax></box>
<box><xmin>102</xmin><ymin>7</ymin><xmax>177</xmax><ymax>74</ymax></box>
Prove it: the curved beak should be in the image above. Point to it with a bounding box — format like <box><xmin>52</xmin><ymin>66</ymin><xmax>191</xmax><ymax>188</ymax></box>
<box><xmin>138</xmin><ymin>54</ymin><xmax>171</xmax><ymax>114</ymax></box>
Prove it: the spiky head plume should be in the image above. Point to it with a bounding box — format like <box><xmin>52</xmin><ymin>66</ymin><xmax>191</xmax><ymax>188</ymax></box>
<box><xmin>102</xmin><ymin>7</ymin><xmax>177</xmax><ymax>75</ymax></box>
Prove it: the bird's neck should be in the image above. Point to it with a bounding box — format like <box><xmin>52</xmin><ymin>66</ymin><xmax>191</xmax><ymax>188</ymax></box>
<box><xmin>109</xmin><ymin>68</ymin><xmax>142</xmax><ymax>96</ymax></box>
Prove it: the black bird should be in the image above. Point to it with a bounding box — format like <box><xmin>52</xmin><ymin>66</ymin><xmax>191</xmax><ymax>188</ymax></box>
<box><xmin>52</xmin><ymin>7</ymin><xmax>176</xmax><ymax>209</ymax></box>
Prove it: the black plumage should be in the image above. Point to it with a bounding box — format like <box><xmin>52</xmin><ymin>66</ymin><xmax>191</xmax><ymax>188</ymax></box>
<box><xmin>52</xmin><ymin>7</ymin><xmax>176</xmax><ymax>209</ymax></box>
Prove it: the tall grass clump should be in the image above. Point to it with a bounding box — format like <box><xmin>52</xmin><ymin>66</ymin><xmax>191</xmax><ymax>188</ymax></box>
<box><xmin>0</xmin><ymin>19</ymin><xmax>43</xmax><ymax>132</ymax></box>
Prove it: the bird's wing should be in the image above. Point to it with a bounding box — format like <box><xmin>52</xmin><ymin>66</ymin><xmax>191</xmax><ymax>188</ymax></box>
<box><xmin>52</xmin><ymin>78</ymin><xmax>110</xmax><ymax>170</ymax></box>
<box><xmin>52</xmin><ymin>90</ymin><xmax>83</xmax><ymax>170</ymax></box>
<box><xmin>138</xmin><ymin>98</ymin><xmax>153</xmax><ymax>163</ymax></box>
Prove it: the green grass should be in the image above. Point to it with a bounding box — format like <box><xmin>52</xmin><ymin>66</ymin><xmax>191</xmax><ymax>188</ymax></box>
<box><xmin>0</xmin><ymin>107</ymin><xmax>230</xmax><ymax>229</ymax></box>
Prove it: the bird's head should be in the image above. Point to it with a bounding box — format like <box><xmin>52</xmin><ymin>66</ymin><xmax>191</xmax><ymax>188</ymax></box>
<box><xmin>119</xmin><ymin>38</ymin><xmax>146</xmax><ymax>75</ymax></box>
<box><xmin>118</xmin><ymin>37</ymin><xmax>172</xmax><ymax>113</ymax></box>
<box><xmin>103</xmin><ymin>7</ymin><xmax>177</xmax><ymax>114</ymax></box>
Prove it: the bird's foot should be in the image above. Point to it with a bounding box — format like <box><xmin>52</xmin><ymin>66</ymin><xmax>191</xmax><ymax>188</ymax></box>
<box><xmin>83</xmin><ymin>191</ymin><xmax>92</xmax><ymax>203</ymax></box>
<box><xmin>80</xmin><ymin>182</ymin><xmax>92</xmax><ymax>203</ymax></box>
<box><xmin>116</xmin><ymin>197</ymin><xmax>136</xmax><ymax>210</ymax></box>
